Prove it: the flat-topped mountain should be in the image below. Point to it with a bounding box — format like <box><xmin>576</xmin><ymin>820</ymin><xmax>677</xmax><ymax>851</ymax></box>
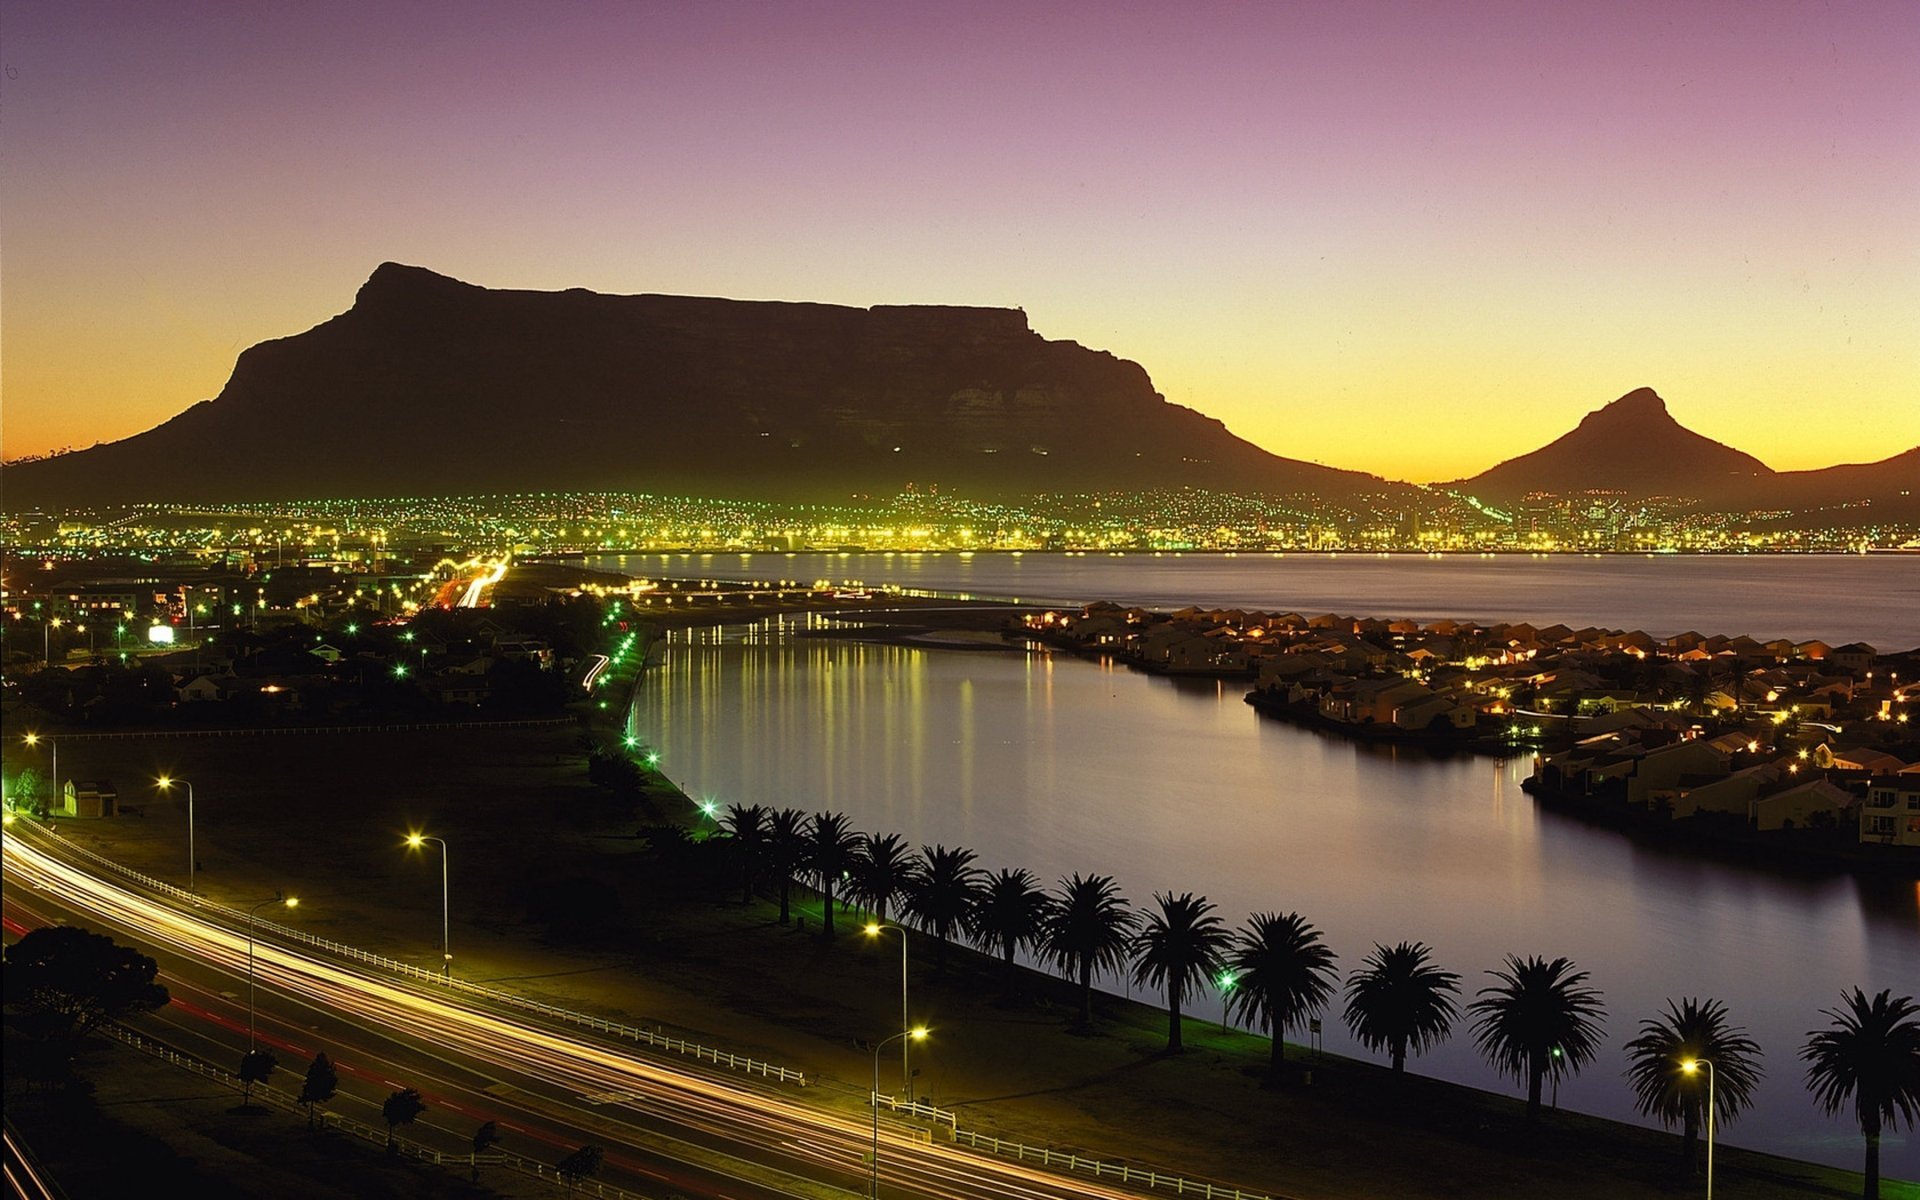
<box><xmin>0</xmin><ymin>264</ymin><xmax>1394</xmax><ymax>507</ymax></box>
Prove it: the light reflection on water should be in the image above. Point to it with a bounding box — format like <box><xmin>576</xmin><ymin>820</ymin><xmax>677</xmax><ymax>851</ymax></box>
<box><xmin>635</xmin><ymin>616</ymin><xmax>1918</xmax><ymax>1174</ymax></box>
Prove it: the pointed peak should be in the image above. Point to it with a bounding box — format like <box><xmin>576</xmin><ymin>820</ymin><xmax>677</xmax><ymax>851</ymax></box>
<box><xmin>1580</xmin><ymin>386</ymin><xmax>1674</xmax><ymax>429</ymax></box>
<box><xmin>354</xmin><ymin>263</ymin><xmax>476</xmax><ymax>308</ymax></box>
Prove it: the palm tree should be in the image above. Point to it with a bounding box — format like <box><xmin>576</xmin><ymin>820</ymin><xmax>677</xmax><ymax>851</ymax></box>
<box><xmin>851</xmin><ymin>833</ymin><xmax>918</xmax><ymax>924</ymax></box>
<box><xmin>1802</xmin><ymin>988</ymin><xmax>1920</xmax><ymax>1199</ymax></box>
<box><xmin>969</xmin><ymin>868</ymin><xmax>1053</xmax><ymax>978</ymax></box>
<box><xmin>899</xmin><ymin>844</ymin><xmax>981</xmax><ymax>973</ymax></box>
<box><xmin>1227</xmin><ymin>911</ymin><xmax>1337</xmax><ymax>1078</ymax></box>
<box><xmin>763</xmin><ymin>808</ymin><xmax>808</xmax><ymax>925</ymax></box>
<box><xmin>1469</xmin><ymin>954</ymin><xmax>1606</xmax><ymax>1121</ymax></box>
<box><xmin>721</xmin><ymin>803</ymin><xmax>766</xmax><ymax>905</ymax></box>
<box><xmin>1039</xmin><ymin>873</ymin><xmax>1138</xmax><ymax>1029</ymax></box>
<box><xmin>1343</xmin><ymin>941</ymin><xmax>1460</xmax><ymax>1076</ymax></box>
<box><xmin>805</xmin><ymin>811</ymin><xmax>861</xmax><ymax>938</ymax></box>
<box><xmin>1624</xmin><ymin>997</ymin><xmax>1764</xmax><ymax>1177</ymax></box>
<box><xmin>1133</xmin><ymin>892</ymin><xmax>1231</xmax><ymax>1053</ymax></box>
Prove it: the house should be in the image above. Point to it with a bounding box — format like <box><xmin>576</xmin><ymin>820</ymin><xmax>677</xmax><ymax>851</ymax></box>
<box><xmin>1859</xmin><ymin>776</ymin><xmax>1920</xmax><ymax>847</ymax></box>
<box><xmin>1830</xmin><ymin>643</ymin><xmax>1877</xmax><ymax>674</ymax></box>
<box><xmin>62</xmin><ymin>779</ymin><xmax>118</xmax><ymax>819</ymax></box>
<box><xmin>1752</xmin><ymin>779</ymin><xmax>1851</xmax><ymax>832</ymax></box>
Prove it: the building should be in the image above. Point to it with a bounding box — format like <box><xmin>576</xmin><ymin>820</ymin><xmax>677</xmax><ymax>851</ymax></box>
<box><xmin>1860</xmin><ymin>776</ymin><xmax>1920</xmax><ymax>847</ymax></box>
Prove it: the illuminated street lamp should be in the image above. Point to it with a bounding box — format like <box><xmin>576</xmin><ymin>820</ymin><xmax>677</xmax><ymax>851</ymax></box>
<box><xmin>21</xmin><ymin>733</ymin><xmax>55</xmax><ymax>816</ymax></box>
<box><xmin>863</xmin><ymin>923</ymin><xmax>914</xmax><ymax>1101</ymax></box>
<box><xmin>43</xmin><ymin>616</ymin><xmax>62</xmax><ymax>665</ymax></box>
<box><xmin>405</xmin><ymin>833</ymin><xmax>452</xmax><ymax>979</ymax></box>
<box><xmin>246</xmin><ymin>894</ymin><xmax>298</xmax><ymax>1050</ymax></box>
<box><xmin>870</xmin><ymin>1027</ymin><xmax>929</xmax><ymax>1199</ymax></box>
<box><xmin>155</xmin><ymin>777</ymin><xmax>197</xmax><ymax>893</ymax></box>
<box><xmin>1680</xmin><ymin>1057</ymin><xmax>1716</xmax><ymax>1200</ymax></box>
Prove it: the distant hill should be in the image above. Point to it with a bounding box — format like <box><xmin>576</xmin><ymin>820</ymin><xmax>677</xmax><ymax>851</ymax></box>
<box><xmin>0</xmin><ymin>263</ymin><xmax>1397</xmax><ymax>508</ymax></box>
<box><xmin>1449</xmin><ymin>388</ymin><xmax>1918</xmax><ymax>516</ymax></box>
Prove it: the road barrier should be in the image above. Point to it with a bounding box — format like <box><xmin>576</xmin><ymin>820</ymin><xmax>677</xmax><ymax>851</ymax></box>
<box><xmin>950</xmin><ymin>1129</ymin><xmax>1278</xmax><ymax>1200</ymax></box>
<box><xmin>868</xmin><ymin>1093</ymin><xmax>957</xmax><ymax>1129</ymax></box>
<box><xmin>32</xmin><ymin>827</ymin><xmax>807</xmax><ymax>1086</ymax></box>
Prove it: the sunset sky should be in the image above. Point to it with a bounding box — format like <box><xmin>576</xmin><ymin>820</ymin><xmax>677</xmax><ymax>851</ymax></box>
<box><xmin>2</xmin><ymin>1</ymin><xmax>1915</xmax><ymax>484</ymax></box>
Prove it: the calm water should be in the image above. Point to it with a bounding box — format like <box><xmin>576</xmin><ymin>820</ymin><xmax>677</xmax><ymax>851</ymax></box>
<box><xmin>593</xmin><ymin>552</ymin><xmax>1920</xmax><ymax>648</ymax></box>
<box><xmin>632</xmin><ymin>614</ymin><xmax>1920</xmax><ymax>1174</ymax></box>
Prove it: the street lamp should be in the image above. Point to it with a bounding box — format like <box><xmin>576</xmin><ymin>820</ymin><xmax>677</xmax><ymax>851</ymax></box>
<box><xmin>405</xmin><ymin>833</ymin><xmax>452</xmax><ymax>979</ymax></box>
<box><xmin>155</xmin><ymin>776</ymin><xmax>195</xmax><ymax>893</ymax></box>
<box><xmin>1681</xmin><ymin>1057</ymin><xmax>1715</xmax><ymax>1200</ymax></box>
<box><xmin>246</xmin><ymin>894</ymin><xmax>298</xmax><ymax>1050</ymax></box>
<box><xmin>22</xmin><ymin>733</ymin><xmax>55</xmax><ymax>816</ymax></box>
<box><xmin>44</xmin><ymin>617</ymin><xmax>62</xmax><ymax>664</ymax></box>
<box><xmin>870</xmin><ymin>1027</ymin><xmax>929</xmax><ymax>1200</ymax></box>
<box><xmin>863</xmin><ymin>923</ymin><xmax>913</xmax><ymax>1101</ymax></box>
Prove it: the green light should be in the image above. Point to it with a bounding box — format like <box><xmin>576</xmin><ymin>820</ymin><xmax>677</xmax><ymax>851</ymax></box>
<box><xmin>699</xmin><ymin>801</ymin><xmax>718</xmax><ymax>818</ymax></box>
<box><xmin>645</xmin><ymin>752</ymin><xmax>661</xmax><ymax>767</ymax></box>
<box><xmin>623</xmin><ymin>735</ymin><xmax>639</xmax><ymax>749</ymax></box>
<box><xmin>392</xmin><ymin>664</ymin><xmax>409</xmax><ymax>678</ymax></box>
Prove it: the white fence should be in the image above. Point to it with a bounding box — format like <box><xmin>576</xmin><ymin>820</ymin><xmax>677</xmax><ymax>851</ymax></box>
<box><xmin>36</xmin><ymin>828</ymin><xmax>807</xmax><ymax>1085</ymax></box>
<box><xmin>951</xmin><ymin>1129</ymin><xmax>1278</xmax><ymax>1200</ymax></box>
<box><xmin>868</xmin><ymin>1093</ymin><xmax>957</xmax><ymax>1129</ymax></box>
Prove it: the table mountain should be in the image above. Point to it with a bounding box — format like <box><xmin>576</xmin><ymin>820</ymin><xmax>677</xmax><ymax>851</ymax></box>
<box><xmin>0</xmin><ymin>263</ymin><xmax>1394</xmax><ymax>507</ymax></box>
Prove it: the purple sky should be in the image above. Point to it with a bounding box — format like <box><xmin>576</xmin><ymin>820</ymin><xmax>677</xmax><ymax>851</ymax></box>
<box><xmin>3</xmin><ymin>1</ymin><xmax>1915</xmax><ymax>481</ymax></box>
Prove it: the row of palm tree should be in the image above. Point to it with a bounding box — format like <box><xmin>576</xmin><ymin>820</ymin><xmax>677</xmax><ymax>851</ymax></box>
<box><xmin>716</xmin><ymin>806</ymin><xmax>1918</xmax><ymax>1196</ymax></box>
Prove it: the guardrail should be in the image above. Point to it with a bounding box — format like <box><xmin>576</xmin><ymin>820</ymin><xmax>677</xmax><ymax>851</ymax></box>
<box><xmin>869</xmin><ymin>1093</ymin><xmax>957</xmax><ymax>1129</ymax></box>
<box><xmin>31</xmin><ymin>827</ymin><xmax>806</xmax><ymax>1086</ymax></box>
<box><xmin>950</xmin><ymin>1129</ymin><xmax>1277</xmax><ymax>1200</ymax></box>
<box><xmin>103</xmin><ymin>1025</ymin><xmax>649</xmax><ymax>1199</ymax></box>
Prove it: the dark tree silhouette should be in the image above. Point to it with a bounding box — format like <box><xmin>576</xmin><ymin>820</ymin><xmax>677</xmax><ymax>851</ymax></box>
<box><xmin>1133</xmin><ymin>892</ymin><xmax>1231</xmax><ymax>1053</ymax></box>
<box><xmin>1470</xmin><ymin>954</ymin><xmax>1606</xmax><ymax>1121</ymax></box>
<box><xmin>471</xmin><ymin>1119</ymin><xmax>502</xmax><ymax>1181</ymax></box>
<box><xmin>237</xmin><ymin>1048</ymin><xmax>276</xmax><ymax>1109</ymax></box>
<box><xmin>1227</xmin><ymin>911</ymin><xmax>1337</xmax><ymax>1078</ymax></box>
<box><xmin>299</xmin><ymin>1052</ymin><xmax>338</xmax><ymax>1129</ymax></box>
<box><xmin>764</xmin><ymin>808</ymin><xmax>808</xmax><ymax>925</ymax></box>
<box><xmin>1040</xmin><ymin>873</ymin><xmax>1138</xmax><ymax>1029</ymax></box>
<box><xmin>721</xmin><ymin>803</ymin><xmax>767</xmax><ymax>904</ymax></box>
<box><xmin>969</xmin><ymin>868</ymin><xmax>1053</xmax><ymax>979</ymax></box>
<box><xmin>382</xmin><ymin>1087</ymin><xmax>427</xmax><ymax>1149</ymax></box>
<box><xmin>1343</xmin><ymin>941</ymin><xmax>1460</xmax><ymax>1076</ymax></box>
<box><xmin>2</xmin><ymin>926</ymin><xmax>170</xmax><ymax>1045</ymax></box>
<box><xmin>806</xmin><ymin>811</ymin><xmax>861</xmax><ymax>938</ymax></box>
<box><xmin>1624</xmin><ymin>997</ymin><xmax>1764</xmax><ymax>1177</ymax></box>
<box><xmin>557</xmin><ymin>1144</ymin><xmax>605</xmax><ymax>1193</ymax></box>
<box><xmin>1802</xmin><ymin>988</ymin><xmax>1920</xmax><ymax>1200</ymax></box>
<box><xmin>900</xmin><ymin>845</ymin><xmax>982</xmax><ymax>974</ymax></box>
<box><xmin>851</xmin><ymin>833</ymin><xmax>918</xmax><ymax>924</ymax></box>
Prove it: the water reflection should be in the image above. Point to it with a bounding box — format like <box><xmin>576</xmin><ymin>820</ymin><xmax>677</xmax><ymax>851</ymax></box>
<box><xmin>636</xmin><ymin>618</ymin><xmax>1918</xmax><ymax>1174</ymax></box>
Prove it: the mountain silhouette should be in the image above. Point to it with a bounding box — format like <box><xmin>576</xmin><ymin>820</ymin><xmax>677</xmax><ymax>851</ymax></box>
<box><xmin>0</xmin><ymin>263</ymin><xmax>1394</xmax><ymax>507</ymax></box>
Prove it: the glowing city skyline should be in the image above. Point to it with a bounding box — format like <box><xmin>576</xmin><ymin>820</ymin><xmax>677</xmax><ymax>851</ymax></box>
<box><xmin>2</xmin><ymin>1</ymin><xmax>1915</xmax><ymax>483</ymax></box>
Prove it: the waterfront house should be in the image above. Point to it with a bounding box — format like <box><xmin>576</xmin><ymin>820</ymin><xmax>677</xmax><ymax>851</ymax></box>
<box><xmin>1860</xmin><ymin>776</ymin><xmax>1920</xmax><ymax>846</ymax></box>
<box><xmin>1751</xmin><ymin>778</ymin><xmax>1852</xmax><ymax>832</ymax></box>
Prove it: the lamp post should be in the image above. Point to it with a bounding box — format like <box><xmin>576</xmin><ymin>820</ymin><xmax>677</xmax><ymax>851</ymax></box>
<box><xmin>246</xmin><ymin>894</ymin><xmax>298</xmax><ymax>1050</ymax></box>
<box><xmin>44</xmin><ymin>617</ymin><xmax>62</xmax><ymax>665</ymax></box>
<box><xmin>870</xmin><ymin>1027</ymin><xmax>928</xmax><ymax>1200</ymax></box>
<box><xmin>22</xmin><ymin>733</ymin><xmax>55</xmax><ymax>816</ymax></box>
<box><xmin>1681</xmin><ymin>1057</ymin><xmax>1715</xmax><ymax>1200</ymax></box>
<box><xmin>405</xmin><ymin>833</ymin><xmax>452</xmax><ymax>979</ymax></box>
<box><xmin>155</xmin><ymin>777</ymin><xmax>195</xmax><ymax>893</ymax></box>
<box><xmin>863</xmin><ymin>923</ymin><xmax>913</xmax><ymax>1101</ymax></box>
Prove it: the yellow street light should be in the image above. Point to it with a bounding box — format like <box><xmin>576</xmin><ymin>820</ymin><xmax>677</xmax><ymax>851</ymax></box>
<box><xmin>1680</xmin><ymin>1058</ymin><xmax>1715</xmax><ymax>1200</ymax></box>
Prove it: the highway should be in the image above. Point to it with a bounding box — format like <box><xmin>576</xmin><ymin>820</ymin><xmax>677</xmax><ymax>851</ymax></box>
<box><xmin>2</xmin><ymin>826</ymin><xmax>1188</xmax><ymax>1200</ymax></box>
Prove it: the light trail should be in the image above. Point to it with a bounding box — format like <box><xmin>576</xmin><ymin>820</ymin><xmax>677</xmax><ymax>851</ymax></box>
<box><xmin>3</xmin><ymin>830</ymin><xmax>1244</xmax><ymax>1200</ymax></box>
<box><xmin>456</xmin><ymin>558</ymin><xmax>509</xmax><ymax>608</ymax></box>
<box><xmin>581</xmin><ymin>653</ymin><xmax>611</xmax><ymax>691</ymax></box>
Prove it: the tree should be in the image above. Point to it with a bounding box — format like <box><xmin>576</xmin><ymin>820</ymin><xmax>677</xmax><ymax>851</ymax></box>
<box><xmin>806</xmin><ymin>811</ymin><xmax>861</xmax><ymax>938</ymax></box>
<box><xmin>851</xmin><ymin>832</ymin><xmax>918</xmax><ymax>924</ymax></box>
<box><xmin>1343</xmin><ymin>941</ymin><xmax>1460</xmax><ymax>1076</ymax></box>
<box><xmin>237</xmin><ymin>1048</ymin><xmax>276</xmax><ymax>1109</ymax></box>
<box><xmin>1040</xmin><ymin>873</ymin><xmax>1138</xmax><ymax>1029</ymax></box>
<box><xmin>764</xmin><ymin>808</ymin><xmax>808</xmax><ymax>925</ymax></box>
<box><xmin>721</xmin><ymin>803</ymin><xmax>767</xmax><ymax>904</ymax></box>
<box><xmin>900</xmin><ymin>845</ymin><xmax>982</xmax><ymax>974</ymax></box>
<box><xmin>1624</xmin><ymin>997</ymin><xmax>1764</xmax><ymax>1177</ymax></box>
<box><xmin>557</xmin><ymin>1144</ymin><xmax>604</xmax><ymax>1193</ymax></box>
<box><xmin>1227</xmin><ymin>911</ymin><xmax>1337</xmax><ymax>1077</ymax></box>
<box><xmin>3</xmin><ymin>926</ymin><xmax>170</xmax><ymax>1045</ymax></box>
<box><xmin>382</xmin><ymin>1087</ymin><xmax>427</xmax><ymax>1149</ymax></box>
<box><xmin>1133</xmin><ymin>892</ymin><xmax>1232</xmax><ymax>1053</ymax></box>
<box><xmin>299</xmin><ymin>1052</ymin><xmax>338</xmax><ymax>1129</ymax></box>
<box><xmin>471</xmin><ymin>1119</ymin><xmax>502</xmax><ymax>1181</ymax></box>
<box><xmin>969</xmin><ymin>868</ymin><xmax>1053</xmax><ymax>978</ymax></box>
<box><xmin>1802</xmin><ymin>988</ymin><xmax>1920</xmax><ymax>1199</ymax></box>
<box><xmin>1469</xmin><ymin>954</ymin><xmax>1606</xmax><ymax>1121</ymax></box>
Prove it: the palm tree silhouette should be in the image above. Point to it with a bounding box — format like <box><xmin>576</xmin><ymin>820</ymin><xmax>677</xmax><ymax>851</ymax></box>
<box><xmin>1227</xmin><ymin>911</ymin><xmax>1337</xmax><ymax>1079</ymax></box>
<box><xmin>1469</xmin><ymin>954</ymin><xmax>1606</xmax><ymax>1121</ymax></box>
<box><xmin>763</xmin><ymin>808</ymin><xmax>807</xmax><ymax>925</ymax></box>
<box><xmin>805</xmin><ymin>812</ymin><xmax>861</xmax><ymax>938</ymax></box>
<box><xmin>1133</xmin><ymin>892</ymin><xmax>1231</xmax><ymax>1053</ymax></box>
<box><xmin>1040</xmin><ymin>873</ymin><xmax>1138</xmax><ymax>1030</ymax></box>
<box><xmin>899</xmin><ymin>844</ymin><xmax>981</xmax><ymax>974</ymax></box>
<box><xmin>1802</xmin><ymin>988</ymin><xmax>1920</xmax><ymax>1199</ymax></box>
<box><xmin>1624</xmin><ymin>997</ymin><xmax>1764</xmax><ymax>1176</ymax></box>
<box><xmin>721</xmin><ymin>803</ymin><xmax>766</xmax><ymax>905</ymax></box>
<box><xmin>851</xmin><ymin>832</ymin><xmax>918</xmax><ymax>924</ymax></box>
<box><xmin>970</xmin><ymin>868</ymin><xmax>1053</xmax><ymax>979</ymax></box>
<box><xmin>1343</xmin><ymin>941</ymin><xmax>1460</xmax><ymax>1077</ymax></box>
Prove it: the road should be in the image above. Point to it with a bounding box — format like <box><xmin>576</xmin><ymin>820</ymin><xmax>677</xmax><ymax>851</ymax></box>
<box><xmin>2</xmin><ymin>825</ymin><xmax>1202</xmax><ymax>1200</ymax></box>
